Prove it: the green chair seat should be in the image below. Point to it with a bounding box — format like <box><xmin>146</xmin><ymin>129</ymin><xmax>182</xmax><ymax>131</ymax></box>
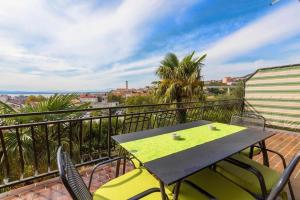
<box><xmin>241</xmin><ymin>146</ymin><xmax>261</xmax><ymax>157</ymax></box>
<box><xmin>216</xmin><ymin>154</ymin><xmax>281</xmax><ymax>195</ymax></box>
<box><xmin>186</xmin><ymin>168</ymin><xmax>255</xmax><ymax>200</ymax></box>
<box><xmin>93</xmin><ymin>166</ymin><xmax>256</xmax><ymax>200</ymax></box>
<box><xmin>93</xmin><ymin>166</ymin><xmax>212</xmax><ymax>200</ymax></box>
<box><xmin>93</xmin><ymin>167</ymin><xmax>171</xmax><ymax>200</ymax></box>
<box><xmin>167</xmin><ymin>182</ymin><xmax>213</xmax><ymax>200</ymax></box>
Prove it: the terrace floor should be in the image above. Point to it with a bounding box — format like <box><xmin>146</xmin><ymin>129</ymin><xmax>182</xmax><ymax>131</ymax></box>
<box><xmin>1</xmin><ymin>129</ymin><xmax>300</xmax><ymax>200</ymax></box>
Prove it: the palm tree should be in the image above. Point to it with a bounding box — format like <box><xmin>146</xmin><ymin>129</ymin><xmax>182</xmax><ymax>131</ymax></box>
<box><xmin>0</xmin><ymin>94</ymin><xmax>90</xmax><ymax>181</ymax></box>
<box><xmin>155</xmin><ymin>51</ymin><xmax>206</xmax><ymax>123</ymax></box>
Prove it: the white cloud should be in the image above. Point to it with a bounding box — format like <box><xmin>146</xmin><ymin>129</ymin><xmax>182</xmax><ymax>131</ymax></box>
<box><xmin>0</xmin><ymin>0</ymin><xmax>196</xmax><ymax>90</ymax></box>
<box><xmin>0</xmin><ymin>0</ymin><xmax>300</xmax><ymax>90</ymax></box>
<box><xmin>110</xmin><ymin>1</ymin><xmax>300</xmax><ymax>83</ymax></box>
<box><xmin>205</xmin><ymin>1</ymin><xmax>300</xmax><ymax>65</ymax></box>
<box><xmin>204</xmin><ymin>53</ymin><xmax>300</xmax><ymax>80</ymax></box>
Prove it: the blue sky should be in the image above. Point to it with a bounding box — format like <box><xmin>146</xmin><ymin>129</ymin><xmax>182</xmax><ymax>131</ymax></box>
<box><xmin>0</xmin><ymin>0</ymin><xmax>300</xmax><ymax>91</ymax></box>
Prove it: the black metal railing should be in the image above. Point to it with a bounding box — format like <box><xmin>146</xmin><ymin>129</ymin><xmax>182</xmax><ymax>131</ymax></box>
<box><xmin>0</xmin><ymin>99</ymin><xmax>242</xmax><ymax>190</ymax></box>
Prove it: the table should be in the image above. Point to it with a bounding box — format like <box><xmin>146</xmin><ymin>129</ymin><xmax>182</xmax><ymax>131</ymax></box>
<box><xmin>112</xmin><ymin>120</ymin><xmax>274</xmax><ymax>200</ymax></box>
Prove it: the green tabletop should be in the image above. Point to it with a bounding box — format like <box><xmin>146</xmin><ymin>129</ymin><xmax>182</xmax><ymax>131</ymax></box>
<box><xmin>120</xmin><ymin>122</ymin><xmax>246</xmax><ymax>163</ymax></box>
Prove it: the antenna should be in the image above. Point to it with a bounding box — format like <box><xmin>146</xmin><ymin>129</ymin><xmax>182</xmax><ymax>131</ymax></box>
<box><xmin>271</xmin><ymin>0</ymin><xmax>300</xmax><ymax>6</ymax></box>
<box><xmin>270</xmin><ymin>0</ymin><xmax>281</xmax><ymax>5</ymax></box>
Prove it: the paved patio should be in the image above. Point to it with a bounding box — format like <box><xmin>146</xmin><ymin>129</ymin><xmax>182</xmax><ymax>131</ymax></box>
<box><xmin>1</xmin><ymin>129</ymin><xmax>300</xmax><ymax>200</ymax></box>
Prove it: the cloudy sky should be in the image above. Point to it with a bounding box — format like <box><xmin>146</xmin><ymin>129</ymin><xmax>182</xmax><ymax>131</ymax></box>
<box><xmin>0</xmin><ymin>0</ymin><xmax>300</xmax><ymax>91</ymax></box>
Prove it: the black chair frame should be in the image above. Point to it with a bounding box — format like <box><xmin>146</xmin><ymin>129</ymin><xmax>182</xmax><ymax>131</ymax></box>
<box><xmin>57</xmin><ymin>146</ymin><xmax>160</xmax><ymax>200</ymax></box>
<box><xmin>225</xmin><ymin>146</ymin><xmax>296</xmax><ymax>200</ymax></box>
<box><xmin>267</xmin><ymin>151</ymin><xmax>300</xmax><ymax>200</ymax></box>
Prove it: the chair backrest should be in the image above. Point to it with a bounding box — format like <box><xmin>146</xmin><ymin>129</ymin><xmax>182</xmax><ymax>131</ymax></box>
<box><xmin>267</xmin><ymin>151</ymin><xmax>300</xmax><ymax>200</ymax></box>
<box><xmin>230</xmin><ymin>114</ymin><xmax>265</xmax><ymax>131</ymax></box>
<box><xmin>57</xmin><ymin>146</ymin><xmax>93</xmax><ymax>200</ymax></box>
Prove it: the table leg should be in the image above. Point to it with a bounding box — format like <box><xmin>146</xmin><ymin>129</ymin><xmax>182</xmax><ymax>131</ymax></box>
<box><xmin>115</xmin><ymin>148</ymin><xmax>125</xmax><ymax>177</ymax></box>
<box><xmin>115</xmin><ymin>159</ymin><xmax>121</xmax><ymax>177</ymax></box>
<box><xmin>173</xmin><ymin>181</ymin><xmax>181</xmax><ymax>200</ymax></box>
<box><xmin>159</xmin><ymin>180</ymin><xmax>167</xmax><ymax>200</ymax></box>
<box><xmin>261</xmin><ymin>140</ymin><xmax>269</xmax><ymax>167</ymax></box>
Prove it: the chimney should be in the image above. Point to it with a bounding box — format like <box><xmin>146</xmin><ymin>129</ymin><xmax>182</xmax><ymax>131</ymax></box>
<box><xmin>126</xmin><ymin>80</ymin><xmax>128</xmax><ymax>90</ymax></box>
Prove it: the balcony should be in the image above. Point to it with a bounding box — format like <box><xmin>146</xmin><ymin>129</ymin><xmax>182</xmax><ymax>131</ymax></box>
<box><xmin>0</xmin><ymin>99</ymin><xmax>299</xmax><ymax>199</ymax></box>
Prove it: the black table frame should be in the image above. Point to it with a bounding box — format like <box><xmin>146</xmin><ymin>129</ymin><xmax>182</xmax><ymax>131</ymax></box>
<box><xmin>112</xmin><ymin>120</ymin><xmax>274</xmax><ymax>200</ymax></box>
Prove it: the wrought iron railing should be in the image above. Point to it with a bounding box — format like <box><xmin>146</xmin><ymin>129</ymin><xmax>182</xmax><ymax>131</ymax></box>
<box><xmin>0</xmin><ymin>99</ymin><xmax>242</xmax><ymax>190</ymax></box>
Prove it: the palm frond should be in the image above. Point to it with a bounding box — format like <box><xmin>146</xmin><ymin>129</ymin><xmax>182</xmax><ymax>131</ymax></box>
<box><xmin>0</xmin><ymin>101</ymin><xmax>16</xmax><ymax>114</ymax></box>
<box><xmin>155</xmin><ymin>51</ymin><xmax>206</xmax><ymax>103</ymax></box>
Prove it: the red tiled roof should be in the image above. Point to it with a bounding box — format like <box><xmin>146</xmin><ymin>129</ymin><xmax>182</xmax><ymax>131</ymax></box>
<box><xmin>79</xmin><ymin>94</ymin><xmax>97</xmax><ymax>98</ymax></box>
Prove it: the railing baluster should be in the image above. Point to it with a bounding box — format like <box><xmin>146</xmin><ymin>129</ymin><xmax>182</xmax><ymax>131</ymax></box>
<box><xmin>57</xmin><ymin>122</ymin><xmax>61</xmax><ymax>146</ymax></box>
<box><xmin>98</xmin><ymin>118</ymin><xmax>102</xmax><ymax>157</ymax></box>
<box><xmin>190</xmin><ymin>107</ymin><xmax>197</xmax><ymax>121</ymax></box>
<box><xmin>171</xmin><ymin>111</ymin><xmax>176</xmax><ymax>125</ymax></box>
<box><xmin>195</xmin><ymin>107</ymin><xmax>201</xmax><ymax>120</ymax></box>
<box><xmin>134</xmin><ymin>113</ymin><xmax>140</xmax><ymax>132</ymax></box>
<box><xmin>121</xmin><ymin>114</ymin><xmax>127</xmax><ymax>134</ymax></box>
<box><xmin>44</xmin><ymin>124</ymin><xmax>51</xmax><ymax>172</ymax></box>
<box><xmin>89</xmin><ymin>119</ymin><xmax>92</xmax><ymax>159</ymax></box>
<box><xmin>166</xmin><ymin>111</ymin><xmax>172</xmax><ymax>126</ymax></box>
<box><xmin>108</xmin><ymin>108</ymin><xmax>112</xmax><ymax>157</ymax></box>
<box><xmin>161</xmin><ymin>111</ymin><xmax>167</xmax><ymax>127</ymax></box>
<box><xmin>0</xmin><ymin>129</ymin><xmax>10</xmax><ymax>184</ymax></box>
<box><xmin>15</xmin><ymin>127</ymin><xmax>24</xmax><ymax>179</ymax></box>
<box><xmin>115</xmin><ymin>116</ymin><xmax>119</xmax><ymax>135</ymax></box>
<box><xmin>69</xmin><ymin>121</ymin><xmax>73</xmax><ymax>158</ymax></box>
<box><xmin>158</xmin><ymin>112</ymin><xmax>163</xmax><ymax>127</ymax></box>
<box><xmin>30</xmin><ymin>125</ymin><xmax>38</xmax><ymax>176</ymax></box>
<box><xmin>79</xmin><ymin>119</ymin><xmax>83</xmax><ymax>163</ymax></box>
<box><xmin>141</xmin><ymin>113</ymin><xmax>147</xmax><ymax>130</ymax></box>
<box><xmin>147</xmin><ymin>113</ymin><xmax>153</xmax><ymax>129</ymax></box>
<box><xmin>128</xmin><ymin>113</ymin><xmax>134</xmax><ymax>133</ymax></box>
<box><xmin>200</xmin><ymin>103</ymin><xmax>205</xmax><ymax>120</ymax></box>
<box><xmin>152</xmin><ymin>112</ymin><xmax>158</xmax><ymax>128</ymax></box>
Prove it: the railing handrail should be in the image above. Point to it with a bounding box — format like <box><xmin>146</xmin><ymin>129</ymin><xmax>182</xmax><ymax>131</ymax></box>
<box><xmin>0</xmin><ymin>99</ymin><xmax>241</xmax><ymax>119</ymax></box>
<box><xmin>0</xmin><ymin>101</ymin><xmax>242</xmax><ymax>129</ymax></box>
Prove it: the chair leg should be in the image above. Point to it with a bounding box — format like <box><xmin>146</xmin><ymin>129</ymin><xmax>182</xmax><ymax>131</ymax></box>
<box><xmin>173</xmin><ymin>181</ymin><xmax>181</xmax><ymax>200</ymax></box>
<box><xmin>122</xmin><ymin>157</ymin><xmax>126</xmax><ymax>174</ymax></box>
<box><xmin>249</xmin><ymin>146</ymin><xmax>254</xmax><ymax>159</ymax></box>
<box><xmin>159</xmin><ymin>180</ymin><xmax>167</xmax><ymax>200</ymax></box>
<box><xmin>288</xmin><ymin>180</ymin><xmax>295</xmax><ymax>200</ymax></box>
<box><xmin>260</xmin><ymin>140</ymin><xmax>270</xmax><ymax>167</ymax></box>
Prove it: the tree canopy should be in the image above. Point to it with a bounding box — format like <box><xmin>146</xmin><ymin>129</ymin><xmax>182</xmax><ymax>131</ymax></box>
<box><xmin>155</xmin><ymin>51</ymin><xmax>206</xmax><ymax>103</ymax></box>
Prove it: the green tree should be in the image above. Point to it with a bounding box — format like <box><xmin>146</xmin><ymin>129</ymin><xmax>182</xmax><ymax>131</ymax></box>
<box><xmin>155</xmin><ymin>51</ymin><xmax>206</xmax><ymax>123</ymax></box>
<box><xmin>207</xmin><ymin>88</ymin><xmax>226</xmax><ymax>95</ymax></box>
<box><xmin>25</xmin><ymin>95</ymin><xmax>46</xmax><ymax>105</ymax></box>
<box><xmin>231</xmin><ymin>81</ymin><xmax>245</xmax><ymax>99</ymax></box>
<box><xmin>125</xmin><ymin>95</ymin><xmax>155</xmax><ymax>106</ymax></box>
<box><xmin>0</xmin><ymin>94</ymin><xmax>91</xmax><ymax>181</ymax></box>
<box><xmin>107</xmin><ymin>93</ymin><xmax>125</xmax><ymax>104</ymax></box>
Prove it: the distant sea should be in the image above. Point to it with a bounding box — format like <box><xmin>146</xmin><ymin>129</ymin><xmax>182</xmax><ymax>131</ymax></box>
<box><xmin>0</xmin><ymin>89</ymin><xmax>112</xmax><ymax>97</ymax></box>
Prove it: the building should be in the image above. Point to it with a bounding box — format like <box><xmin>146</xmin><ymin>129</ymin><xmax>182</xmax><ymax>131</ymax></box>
<box><xmin>79</xmin><ymin>94</ymin><xmax>99</xmax><ymax>103</ymax></box>
<box><xmin>92</xmin><ymin>101</ymin><xmax>119</xmax><ymax>108</ymax></box>
<box><xmin>222</xmin><ymin>77</ymin><xmax>234</xmax><ymax>85</ymax></box>
<box><xmin>222</xmin><ymin>76</ymin><xmax>247</xmax><ymax>85</ymax></box>
<box><xmin>110</xmin><ymin>80</ymin><xmax>152</xmax><ymax>98</ymax></box>
<box><xmin>0</xmin><ymin>95</ymin><xmax>9</xmax><ymax>102</ymax></box>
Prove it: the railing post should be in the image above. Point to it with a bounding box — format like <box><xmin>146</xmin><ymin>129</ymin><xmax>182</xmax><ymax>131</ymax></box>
<box><xmin>108</xmin><ymin>108</ymin><xmax>112</xmax><ymax>157</ymax></box>
<box><xmin>200</xmin><ymin>100</ymin><xmax>206</xmax><ymax>120</ymax></box>
<box><xmin>241</xmin><ymin>98</ymin><xmax>245</xmax><ymax>115</ymax></box>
